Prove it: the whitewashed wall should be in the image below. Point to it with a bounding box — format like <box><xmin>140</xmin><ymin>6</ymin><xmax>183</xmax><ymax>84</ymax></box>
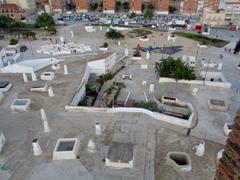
<box><xmin>159</xmin><ymin>77</ymin><xmax>231</xmax><ymax>88</ymax></box>
<box><xmin>65</xmin><ymin>106</ymin><xmax>193</xmax><ymax>128</ymax></box>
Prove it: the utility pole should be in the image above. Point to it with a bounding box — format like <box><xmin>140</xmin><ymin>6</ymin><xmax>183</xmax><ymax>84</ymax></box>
<box><xmin>203</xmin><ymin>58</ymin><xmax>210</xmax><ymax>86</ymax></box>
<box><xmin>29</xmin><ymin>40</ymin><xmax>34</xmax><ymax>57</ymax></box>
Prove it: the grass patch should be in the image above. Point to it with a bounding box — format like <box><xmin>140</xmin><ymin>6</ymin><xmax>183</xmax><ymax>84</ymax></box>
<box><xmin>174</xmin><ymin>31</ymin><xmax>229</xmax><ymax>48</ymax></box>
<box><xmin>128</xmin><ymin>28</ymin><xmax>152</xmax><ymax>37</ymax></box>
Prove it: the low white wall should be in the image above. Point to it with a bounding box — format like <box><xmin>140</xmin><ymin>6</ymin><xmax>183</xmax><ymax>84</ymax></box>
<box><xmin>65</xmin><ymin>106</ymin><xmax>192</xmax><ymax>128</ymax></box>
<box><xmin>106</xmin><ymin>158</ymin><xmax>134</xmax><ymax>169</ymax></box>
<box><xmin>7</xmin><ymin>44</ymin><xmax>19</xmax><ymax>48</ymax></box>
<box><xmin>155</xmin><ymin>11</ymin><xmax>169</xmax><ymax>15</ymax></box>
<box><xmin>159</xmin><ymin>77</ymin><xmax>231</xmax><ymax>88</ymax></box>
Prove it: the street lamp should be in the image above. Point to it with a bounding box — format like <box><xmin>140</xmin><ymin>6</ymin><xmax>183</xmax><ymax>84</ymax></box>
<box><xmin>203</xmin><ymin>57</ymin><xmax>210</xmax><ymax>86</ymax></box>
<box><xmin>29</xmin><ymin>40</ymin><xmax>34</xmax><ymax>57</ymax></box>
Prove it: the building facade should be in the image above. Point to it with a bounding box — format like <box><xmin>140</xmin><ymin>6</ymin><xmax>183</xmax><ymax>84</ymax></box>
<box><xmin>202</xmin><ymin>8</ymin><xmax>225</xmax><ymax>26</ymax></box>
<box><xmin>225</xmin><ymin>0</ymin><xmax>240</xmax><ymax>26</ymax></box>
<box><xmin>35</xmin><ymin>0</ymin><xmax>51</xmax><ymax>11</ymax></box>
<box><xmin>214</xmin><ymin>109</ymin><xmax>240</xmax><ymax>180</ymax></box>
<box><xmin>129</xmin><ymin>0</ymin><xmax>142</xmax><ymax>14</ymax></box>
<box><xmin>50</xmin><ymin>0</ymin><xmax>64</xmax><ymax>12</ymax></box>
<box><xmin>181</xmin><ymin>0</ymin><xmax>198</xmax><ymax>14</ymax></box>
<box><xmin>152</xmin><ymin>0</ymin><xmax>170</xmax><ymax>14</ymax></box>
<box><xmin>103</xmin><ymin>0</ymin><xmax>115</xmax><ymax>13</ymax></box>
<box><xmin>5</xmin><ymin>0</ymin><xmax>36</xmax><ymax>10</ymax></box>
<box><xmin>75</xmin><ymin>0</ymin><xmax>88</xmax><ymax>12</ymax></box>
<box><xmin>203</xmin><ymin>0</ymin><xmax>219</xmax><ymax>11</ymax></box>
<box><xmin>0</xmin><ymin>3</ymin><xmax>26</xmax><ymax>19</ymax></box>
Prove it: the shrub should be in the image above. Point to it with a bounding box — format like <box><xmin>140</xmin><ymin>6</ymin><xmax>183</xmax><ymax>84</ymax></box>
<box><xmin>47</xmin><ymin>26</ymin><xmax>57</xmax><ymax>34</ymax></box>
<box><xmin>9</xmin><ymin>38</ymin><xmax>18</xmax><ymax>45</ymax></box>
<box><xmin>174</xmin><ymin>32</ymin><xmax>229</xmax><ymax>48</ymax></box>
<box><xmin>86</xmin><ymin>82</ymin><xmax>96</xmax><ymax>92</ymax></box>
<box><xmin>22</xmin><ymin>31</ymin><xmax>36</xmax><ymax>39</ymax></box>
<box><xmin>135</xmin><ymin>101</ymin><xmax>158</xmax><ymax>112</ymax></box>
<box><xmin>128</xmin><ymin>28</ymin><xmax>152</xmax><ymax>37</ymax></box>
<box><xmin>99</xmin><ymin>73</ymin><xmax>114</xmax><ymax>84</ymax></box>
<box><xmin>129</xmin><ymin>12</ymin><xmax>136</xmax><ymax>19</ymax></box>
<box><xmin>102</xmin><ymin>42</ymin><xmax>109</xmax><ymax>47</ymax></box>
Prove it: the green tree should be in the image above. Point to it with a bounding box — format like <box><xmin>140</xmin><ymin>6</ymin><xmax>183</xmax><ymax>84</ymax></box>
<box><xmin>129</xmin><ymin>12</ymin><xmax>136</xmax><ymax>19</ymax></box>
<box><xmin>105</xmin><ymin>29</ymin><xmax>124</xmax><ymax>43</ymax></box>
<box><xmin>9</xmin><ymin>38</ymin><xmax>18</xmax><ymax>45</ymax></box>
<box><xmin>0</xmin><ymin>15</ymin><xmax>25</xmax><ymax>29</ymax></box>
<box><xmin>168</xmin><ymin>5</ymin><xmax>177</xmax><ymax>14</ymax></box>
<box><xmin>46</xmin><ymin>26</ymin><xmax>57</xmax><ymax>34</ymax></box>
<box><xmin>90</xmin><ymin>3</ymin><xmax>98</xmax><ymax>11</ymax></box>
<box><xmin>35</xmin><ymin>13</ymin><xmax>55</xmax><ymax>28</ymax></box>
<box><xmin>122</xmin><ymin>2</ymin><xmax>129</xmax><ymax>11</ymax></box>
<box><xmin>144</xmin><ymin>8</ymin><xmax>154</xmax><ymax>20</ymax></box>
<box><xmin>65</xmin><ymin>2</ymin><xmax>76</xmax><ymax>10</ymax></box>
<box><xmin>141</xmin><ymin>4</ymin><xmax>145</xmax><ymax>11</ymax></box>
<box><xmin>115</xmin><ymin>1</ymin><xmax>122</xmax><ymax>11</ymax></box>
<box><xmin>22</xmin><ymin>31</ymin><xmax>36</xmax><ymax>39</ymax></box>
<box><xmin>147</xmin><ymin>4</ymin><xmax>154</xmax><ymax>10</ymax></box>
<box><xmin>155</xmin><ymin>57</ymin><xmax>196</xmax><ymax>80</ymax></box>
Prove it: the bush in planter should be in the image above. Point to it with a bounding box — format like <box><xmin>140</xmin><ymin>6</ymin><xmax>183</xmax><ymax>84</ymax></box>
<box><xmin>86</xmin><ymin>82</ymin><xmax>96</xmax><ymax>93</ymax></box>
<box><xmin>133</xmin><ymin>51</ymin><xmax>141</xmax><ymax>57</ymax></box>
<box><xmin>129</xmin><ymin>12</ymin><xmax>136</xmax><ymax>19</ymax></box>
<box><xmin>99</xmin><ymin>73</ymin><xmax>114</xmax><ymax>84</ymax></box>
<box><xmin>47</xmin><ymin>26</ymin><xmax>57</xmax><ymax>35</ymax></box>
<box><xmin>135</xmin><ymin>101</ymin><xmax>158</xmax><ymax>112</ymax></box>
<box><xmin>170</xmin><ymin>33</ymin><xmax>175</xmax><ymax>37</ymax></box>
<box><xmin>9</xmin><ymin>38</ymin><xmax>18</xmax><ymax>45</ymax></box>
<box><xmin>102</xmin><ymin>42</ymin><xmax>109</xmax><ymax>48</ymax></box>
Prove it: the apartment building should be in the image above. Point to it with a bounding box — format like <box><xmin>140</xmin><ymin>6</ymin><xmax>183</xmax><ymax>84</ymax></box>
<box><xmin>152</xmin><ymin>0</ymin><xmax>170</xmax><ymax>14</ymax></box>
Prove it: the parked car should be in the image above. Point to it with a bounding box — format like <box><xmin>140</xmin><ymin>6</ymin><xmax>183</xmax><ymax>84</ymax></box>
<box><xmin>20</xmin><ymin>45</ymin><xmax>27</xmax><ymax>52</ymax></box>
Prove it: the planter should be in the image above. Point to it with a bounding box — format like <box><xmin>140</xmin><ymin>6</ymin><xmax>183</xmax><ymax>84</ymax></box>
<box><xmin>7</xmin><ymin>44</ymin><xmax>19</xmax><ymax>48</ymax></box>
<box><xmin>167</xmin><ymin>35</ymin><xmax>176</xmax><ymax>42</ymax></box>
<box><xmin>197</xmin><ymin>43</ymin><xmax>208</xmax><ymax>48</ymax></box>
<box><xmin>202</xmin><ymin>32</ymin><xmax>210</xmax><ymax>36</ymax></box>
<box><xmin>99</xmin><ymin>47</ymin><xmax>108</xmax><ymax>51</ymax></box>
<box><xmin>132</xmin><ymin>56</ymin><xmax>142</xmax><ymax>60</ymax></box>
<box><xmin>139</xmin><ymin>36</ymin><xmax>149</xmax><ymax>42</ymax></box>
<box><xmin>168</xmin><ymin>27</ymin><xmax>176</xmax><ymax>32</ymax></box>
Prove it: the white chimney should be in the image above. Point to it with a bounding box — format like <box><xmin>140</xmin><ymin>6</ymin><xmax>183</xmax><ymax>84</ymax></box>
<box><xmin>195</xmin><ymin>142</ymin><xmax>205</xmax><ymax>157</ymax></box>
<box><xmin>146</xmin><ymin>51</ymin><xmax>150</xmax><ymax>60</ymax></box>
<box><xmin>32</xmin><ymin>138</ymin><xmax>42</xmax><ymax>156</ymax></box>
<box><xmin>31</xmin><ymin>72</ymin><xmax>37</xmax><ymax>81</ymax></box>
<box><xmin>95</xmin><ymin>123</ymin><xmax>101</xmax><ymax>135</ymax></box>
<box><xmin>43</xmin><ymin>120</ymin><xmax>50</xmax><ymax>133</ymax></box>
<box><xmin>88</xmin><ymin>138</ymin><xmax>96</xmax><ymax>153</ymax></box>
<box><xmin>23</xmin><ymin>73</ymin><xmax>28</xmax><ymax>82</ymax></box>
<box><xmin>48</xmin><ymin>86</ymin><xmax>54</xmax><ymax>97</ymax></box>
<box><xmin>40</xmin><ymin>108</ymin><xmax>47</xmax><ymax>121</ymax></box>
<box><xmin>64</xmin><ymin>64</ymin><xmax>68</xmax><ymax>75</ymax></box>
<box><xmin>124</xmin><ymin>48</ymin><xmax>128</xmax><ymax>56</ymax></box>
